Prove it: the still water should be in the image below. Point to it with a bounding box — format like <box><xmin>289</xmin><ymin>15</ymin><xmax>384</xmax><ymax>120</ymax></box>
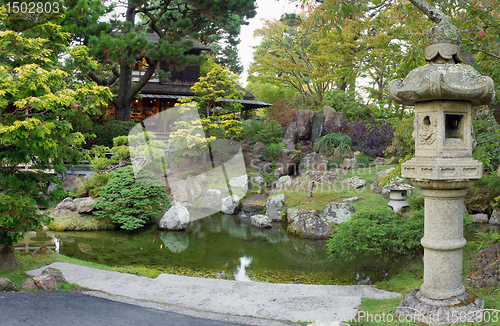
<box><xmin>20</xmin><ymin>213</ymin><xmax>407</xmax><ymax>284</ymax></box>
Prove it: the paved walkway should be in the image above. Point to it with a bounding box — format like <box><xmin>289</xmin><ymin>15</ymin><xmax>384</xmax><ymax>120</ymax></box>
<box><xmin>27</xmin><ymin>262</ymin><xmax>400</xmax><ymax>325</ymax></box>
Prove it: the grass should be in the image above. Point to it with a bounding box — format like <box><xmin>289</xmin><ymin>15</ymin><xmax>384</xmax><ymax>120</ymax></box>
<box><xmin>47</xmin><ymin>210</ymin><xmax>114</xmax><ymax>231</ymax></box>
<box><xmin>0</xmin><ymin>248</ymin><xmax>165</xmax><ymax>292</ymax></box>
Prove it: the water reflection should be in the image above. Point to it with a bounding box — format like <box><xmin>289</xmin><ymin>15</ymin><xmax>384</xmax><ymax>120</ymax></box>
<box><xmin>159</xmin><ymin>232</ymin><xmax>189</xmax><ymax>253</ymax></box>
<box><xmin>235</xmin><ymin>256</ymin><xmax>253</xmax><ymax>281</ymax></box>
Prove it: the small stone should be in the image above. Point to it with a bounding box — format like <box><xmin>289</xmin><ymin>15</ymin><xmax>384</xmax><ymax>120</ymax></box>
<box><xmin>342</xmin><ymin>176</ymin><xmax>366</xmax><ymax>189</ymax></box>
<box><xmin>251</xmin><ymin>175</ymin><xmax>266</xmax><ymax>186</ymax></box>
<box><xmin>373</xmin><ymin>157</ymin><xmax>385</xmax><ymax>165</ymax></box>
<box><xmin>251</xmin><ymin>214</ymin><xmax>272</xmax><ymax>229</ymax></box>
<box><xmin>20</xmin><ymin>278</ymin><xmax>38</xmax><ymax>291</ymax></box>
<box><xmin>253</xmin><ymin>142</ymin><xmax>266</xmax><ymax>155</ymax></box>
<box><xmin>472</xmin><ymin>213</ymin><xmax>489</xmax><ymax>224</ymax></box>
<box><xmin>273</xmin><ymin>167</ymin><xmax>284</xmax><ymax>179</ymax></box>
<box><xmin>228</xmin><ymin>175</ymin><xmax>251</xmax><ymax>191</ymax></box>
<box><xmin>0</xmin><ymin>277</ymin><xmax>17</xmax><ymax>291</ymax></box>
<box><xmin>32</xmin><ymin>245</ymin><xmax>51</xmax><ymax>256</ymax></box>
<box><xmin>490</xmin><ymin>210</ymin><xmax>500</xmax><ymax>225</ymax></box>
<box><xmin>387</xmin><ymin>156</ymin><xmax>399</xmax><ymax>165</ymax></box>
<box><xmin>342</xmin><ymin>197</ymin><xmax>363</xmax><ymax>203</ymax></box>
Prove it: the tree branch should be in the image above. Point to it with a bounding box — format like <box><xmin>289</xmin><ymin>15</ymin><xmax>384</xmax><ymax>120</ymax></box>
<box><xmin>408</xmin><ymin>0</ymin><xmax>449</xmax><ymax>24</ymax></box>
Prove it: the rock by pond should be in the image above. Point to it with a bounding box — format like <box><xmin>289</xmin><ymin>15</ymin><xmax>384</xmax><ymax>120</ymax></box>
<box><xmin>221</xmin><ymin>195</ymin><xmax>241</xmax><ymax>215</ymax></box>
<box><xmin>158</xmin><ymin>204</ymin><xmax>190</xmax><ymax>231</ymax></box>
<box><xmin>287</xmin><ymin>209</ymin><xmax>332</xmax><ymax>240</ymax></box>
<box><xmin>320</xmin><ymin>202</ymin><xmax>356</xmax><ymax>225</ymax></box>
<box><xmin>266</xmin><ymin>194</ymin><xmax>287</xmax><ymax>221</ymax></box>
<box><xmin>251</xmin><ymin>214</ymin><xmax>272</xmax><ymax>229</ymax></box>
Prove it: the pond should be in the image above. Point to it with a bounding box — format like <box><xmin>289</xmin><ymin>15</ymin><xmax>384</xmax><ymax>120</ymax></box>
<box><xmin>20</xmin><ymin>214</ymin><xmax>498</xmax><ymax>285</ymax></box>
<box><xmin>18</xmin><ymin>212</ymin><xmax>408</xmax><ymax>285</ymax></box>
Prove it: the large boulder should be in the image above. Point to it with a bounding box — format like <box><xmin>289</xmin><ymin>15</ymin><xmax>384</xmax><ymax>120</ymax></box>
<box><xmin>287</xmin><ymin>209</ymin><xmax>332</xmax><ymax>239</ymax></box>
<box><xmin>283</xmin><ymin>122</ymin><xmax>298</xmax><ymax>143</ymax></box>
<box><xmin>158</xmin><ymin>204</ymin><xmax>190</xmax><ymax>231</ymax></box>
<box><xmin>228</xmin><ymin>175</ymin><xmax>251</xmax><ymax>192</ymax></box>
<box><xmin>472</xmin><ymin>213</ymin><xmax>489</xmax><ymax>224</ymax></box>
<box><xmin>202</xmin><ymin>188</ymin><xmax>230</xmax><ymax>210</ymax></box>
<box><xmin>33</xmin><ymin>268</ymin><xmax>65</xmax><ymax>290</ymax></box>
<box><xmin>373</xmin><ymin>157</ymin><xmax>385</xmax><ymax>165</ymax></box>
<box><xmin>169</xmin><ymin>180</ymin><xmax>189</xmax><ymax>202</ymax></box>
<box><xmin>296</xmin><ymin>109</ymin><xmax>312</xmax><ymax>140</ymax></box>
<box><xmin>320</xmin><ymin>202</ymin><xmax>356</xmax><ymax>225</ymax></box>
<box><xmin>282</xmin><ymin>139</ymin><xmax>296</xmax><ymax>150</ymax></box>
<box><xmin>467</xmin><ymin>243</ymin><xmax>500</xmax><ymax>288</ymax></box>
<box><xmin>323</xmin><ymin>106</ymin><xmax>345</xmax><ymax>125</ymax></box>
<box><xmin>490</xmin><ymin>210</ymin><xmax>500</xmax><ymax>225</ymax></box>
<box><xmin>51</xmin><ymin>197</ymin><xmax>76</xmax><ymax>217</ymax></box>
<box><xmin>322</xmin><ymin>106</ymin><xmax>336</xmax><ymax>123</ymax></box>
<box><xmin>251</xmin><ymin>214</ymin><xmax>272</xmax><ymax>229</ymax></box>
<box><xmin>0</xmin><ymin>244</ymin><xmax>17</xmax><ymax>271</ymax></box>
<box><xmin>342</xmin><ymin>158</ymin><xmax>359</xmax><ymax>170</ymax></box>
<box><xmin>76</xmin><ymin>197</ymin><xmax>98</xmax><ymax>213</ymax></box>
<box><xmin>21</xmin><ymin>278</ymin><xmax>38</xmax><ymax>291</ymax></box>
<box><xmin>279</xmin><ymin>149</ymin><xmax>300</xmax><ymax>175</ymax></box>
<box><xmin>253</xmin><ymin>142</ymin><xmax>266</xmax><ymax>155</ymax></box>
<box><xmin>371</xmin><ymin>168</ymin><xmax>395</xmax><ymax>196</ymax></box>
<box><xmin>221</xmin><ymin>195</ymin><xmax>241</xmax><ymax>215</ymax></box>
<box><xmin>342</xmin><ymin>176</ymin><xmax>366</xmax><ymax>189</ymax></box>
<box><xmin>266</xmin><ymin>194</ymin><xmax>287</xmax><ymax>221</ymax></box>
<box><xmin>301</xmin><ymin>152</ymin><xmax>323</xmax><ymax>171</ymax></box>
<box><xmin>276</xmin><ymin>176</ymin><xmax>293</xmax><ymax>190</ymax></box>
<box><xmin>0</xmin><ymin>277</ymin><xmax>17</xmax><ymax>291</ymax></box>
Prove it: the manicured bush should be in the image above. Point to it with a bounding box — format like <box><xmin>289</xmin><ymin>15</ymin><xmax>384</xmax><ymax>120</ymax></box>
<box><xmin>255</xmin><ymin>120</ymin><xmax>283</xmax><ymax>144</ymax></box>
<box><xmin>92</xmin><ymin>166</ymin><xmax>170</xmax><ymax>230</ymax></box>
<box><xmin>314</xmin><ymin>133</ymin><xmax>352</xmax><ymax>157</ymax></box>
<box><xmin>324</xmin><ymin>117</ymin><xmax>394</xmax><ymax>157</ymax></box>
<box><xmin>92</xmin><ymin>120</ymin><xmax>137</xmax><ymax>148</ymax></box>
<box><xmin>327</xmin><ymin>208</ymin><xmax>424</xmax><ymax>261</ymax></box>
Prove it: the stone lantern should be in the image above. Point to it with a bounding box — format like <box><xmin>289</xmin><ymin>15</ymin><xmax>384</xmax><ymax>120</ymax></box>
<box><xmin>388</xmin><ymin>16</ymin><xmax>494</xmax><ymax>324</ymax></box>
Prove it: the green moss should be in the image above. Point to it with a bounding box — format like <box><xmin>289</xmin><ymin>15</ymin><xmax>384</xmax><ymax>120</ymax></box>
<box><xmin>48</xmin><ymin>211</ymin><xmax>114</xmax><ymax>231</ymax></box>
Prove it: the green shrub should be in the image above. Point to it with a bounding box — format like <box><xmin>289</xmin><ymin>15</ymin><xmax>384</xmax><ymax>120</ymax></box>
<box><xmin>69</xmin><ymin>172</ymin><xmax>113</xmax><ymax>198</ymax></box>
<box><xmin>465</xmin><ymin>175</ymin><xmax>500</xmax><ymax>214</ymax></box>
<box><xmin>255</xmin><ymin>120</ymin><xmax>283</xmax><ymax>144</ymax></box>
<box><xmin>314</xmin><ymin>133</ymin><xmax>352</xmax><ymax>157</ymax></box>
<box><xmin>385</xmin><ymin>116</ymin><xmax>414</xmax><ymax>157</ymax></box>
<box><xmin>327</xmin><ymin>208</ymin><xmax>424</xmax><ymax>262</ymax></box>
<box><xmin>242</xmin><ymin>119</ymin><xmax>265</xmax><ymax>142</ymax></box>
<box><xmin>92</xmin><ymin>166</ymin><xmax>170</xmax><ymax>230</ymax></box>
<box><xmin>93</xmin><ymin>120</ymin><xmax>137</xmax><ymax>148</ymax></box>
<box><xmin>263</xmin><ymin>142</ymin><xmax>287</xmax><ymax>161</ymax></box>
<box><xmin>356</xmin><ymin>152</ymin><xmax>374</xmax><ymax>167</ymax></box>
<box><xmin>322</xmin><ymin>89</ymin><xmax>372</xmax><ymax>120</ymax></box>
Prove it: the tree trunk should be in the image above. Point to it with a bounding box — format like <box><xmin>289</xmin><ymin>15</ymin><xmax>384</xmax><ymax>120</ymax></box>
<box><xmin>113</xmin><ymin>3</ymin><xmax>136</xmax><ymax>122</ymax></box>
<box><xmin>0</xmin><ymin>243</ymin><xmax>18</xmax><ymax>271</ymax></box>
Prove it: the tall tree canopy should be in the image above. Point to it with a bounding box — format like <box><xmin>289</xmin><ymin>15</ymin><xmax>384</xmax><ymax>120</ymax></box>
<box><xmin>0</xmin><ymin>6</ymin><xmax>112</xmax><ymax>265</ymax></box>
<box><xmin>66</xmin><ymin>0</ymin><xmax>257</xmax><ymax>121</ymax></box>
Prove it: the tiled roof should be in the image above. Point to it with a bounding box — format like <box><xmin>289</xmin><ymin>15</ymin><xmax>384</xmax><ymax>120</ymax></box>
<box><xmin>141</xmin><ymin>82</ymin><xmax>256</xmax><ymax>100</ymax></box>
